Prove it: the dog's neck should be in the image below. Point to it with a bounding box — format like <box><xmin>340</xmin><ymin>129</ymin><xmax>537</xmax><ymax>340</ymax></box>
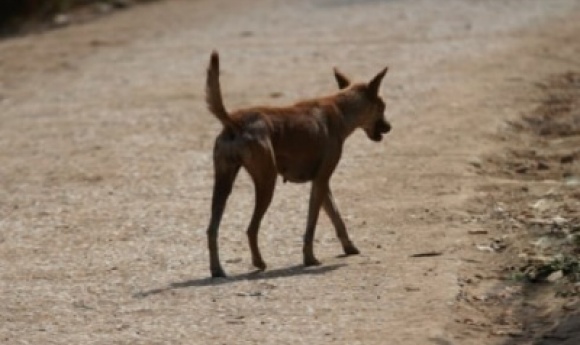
<box><xmin>333</xmin><ymin>91</ymin><xmax>368</xmax><ymax>139</ymax></box>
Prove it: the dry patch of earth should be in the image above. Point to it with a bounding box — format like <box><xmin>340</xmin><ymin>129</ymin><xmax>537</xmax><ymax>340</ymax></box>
<box><xmin>455</xmin><ymin>72</ymin><xmax>580</xmax><ymax>344</ymax></box>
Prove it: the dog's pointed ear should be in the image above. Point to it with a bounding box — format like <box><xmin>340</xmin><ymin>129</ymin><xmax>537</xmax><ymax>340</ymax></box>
<box><xmin>333</xmin><ymin>67</ymin><xmax>351</xmax><ymax>89</ymax></box>
<box><xmin>367</xmin><ymin>66</ymin><xmax>389</xmax><ymax>96</ymax></box>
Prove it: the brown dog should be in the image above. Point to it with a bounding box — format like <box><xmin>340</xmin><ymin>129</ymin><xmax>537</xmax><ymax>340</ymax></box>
<box><xmin>205</xmin><ymin>51</ymin><xmax>391</xmax><ymax>277</ymax></box>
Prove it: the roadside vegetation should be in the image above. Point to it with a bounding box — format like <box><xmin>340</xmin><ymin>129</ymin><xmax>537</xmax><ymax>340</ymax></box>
<box><xmin>458</xmin><ymin>72</ymin><xmax>580</xmax><ymax>342</ymax></box>
<box><xmin>491</xmin><ymin>72</ymin><xmax>580</xmax><ymax>289</ymax></box>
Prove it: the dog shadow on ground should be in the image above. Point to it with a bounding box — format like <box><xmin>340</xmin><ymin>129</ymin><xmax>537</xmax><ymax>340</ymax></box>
<box><xmin>134</xmin><ymin>263</ymin><xmax>345</xmax><ymax>298</ymax></box>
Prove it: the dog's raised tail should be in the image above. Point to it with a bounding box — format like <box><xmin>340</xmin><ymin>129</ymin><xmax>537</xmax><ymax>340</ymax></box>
<box><xmin>206</xmin><ymin>51</ymin><xmax>238</xmax><ymax>131</ymax></box>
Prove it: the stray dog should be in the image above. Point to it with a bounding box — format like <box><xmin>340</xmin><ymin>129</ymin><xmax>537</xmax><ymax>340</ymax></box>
<box><xmin>205</xmin><ymin>51</ymin><xmax>391</xmax><ymax>277</ymax></box>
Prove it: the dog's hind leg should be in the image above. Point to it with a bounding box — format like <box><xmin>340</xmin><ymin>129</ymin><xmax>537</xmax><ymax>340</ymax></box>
<box><xmin>322</xmin><ymin>190</ymin><xmax>360</xmax><ymax>256</ymax></box>
<box><xmin>207</xmin><ymin>156</ymin><xmax>240</xmax><ymax>278</ymax></box>
<box><xmin>243</xmin><ymin>140</ymin><xmax>277</xmax><ymax>271</ymax></box>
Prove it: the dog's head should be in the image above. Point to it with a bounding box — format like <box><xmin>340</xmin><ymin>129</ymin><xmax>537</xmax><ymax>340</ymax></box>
<box><xmin>334</xmin><ymin>67</ymin><xmax>391</xmax><ymax>142</ymax></box>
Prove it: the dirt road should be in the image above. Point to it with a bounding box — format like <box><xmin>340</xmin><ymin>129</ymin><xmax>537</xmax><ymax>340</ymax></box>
<box><xmin>1</xmin><ymin>0</ymin><xmax>580</xmax><ymax>344</ymax></box>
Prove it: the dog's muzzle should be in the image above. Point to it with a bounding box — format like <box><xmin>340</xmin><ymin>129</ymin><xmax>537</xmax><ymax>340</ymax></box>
<box><xmin>369</xmin><ymin>119</ymin><xmax>391</xmax><ymax>142</ymax></box>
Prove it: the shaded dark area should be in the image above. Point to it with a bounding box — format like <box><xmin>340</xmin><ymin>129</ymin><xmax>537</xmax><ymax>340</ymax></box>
<box><xmin>535</xmin><ymin>311</ymin><xmax>580</xmax><ymax>345</ymax></box>
<box><xmin>503</xmin><ymin>309</ymin><xmax>580</xmax><ymax>345</ymax></box>
<box><xmin>133</xmin><ymin>264</ymin><xmax>346</xmax><ymax>298</ymax></box>
<box><xmin>0</xmin><ymin>0</ymin><xmax>156</xmax><ymax>37</ymax></box>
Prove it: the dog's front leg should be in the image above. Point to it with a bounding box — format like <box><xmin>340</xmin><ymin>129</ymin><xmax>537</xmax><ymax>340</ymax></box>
<box><xmin>303</xmin><ymin>180</ymin><xmax>328</xmax><ymax>266</ymax></box>
<box><xmin>322</xmin><ymin>190</ymin><xmax>360</xmax><ymax>256</ymax></box>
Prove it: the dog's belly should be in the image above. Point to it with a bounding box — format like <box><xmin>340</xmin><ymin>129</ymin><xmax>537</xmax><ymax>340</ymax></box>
<box><xmin>279</xmin><ymin>170</ymin><xmax>314</xmax><ymax>183</ymax></box>
<box><xmin>276</xmin><ymin>159</ymin><xmax>317</xmax><ymax>183</ymax></box>
<box><xmin>272</xmin><ymin>129</ymin><xmax>326</xmax><ymax>183</ymax></box>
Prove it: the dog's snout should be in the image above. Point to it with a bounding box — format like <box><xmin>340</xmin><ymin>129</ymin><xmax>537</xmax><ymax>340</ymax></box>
<box><xmin>383</xmin><ymin>122</ymin><xmax>391</xmax><ymax>134</ymax></box>
<box><xmin>378</xmin><ymin>120</ymin><xmax>391</xmax><ymax>134</ymax></box>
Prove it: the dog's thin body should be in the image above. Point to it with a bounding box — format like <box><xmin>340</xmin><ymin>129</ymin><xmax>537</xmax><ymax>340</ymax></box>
<box><xmin>205</xmin><ymin>51</ymin><xmax>390</xmax><ymax>278</ymax></box>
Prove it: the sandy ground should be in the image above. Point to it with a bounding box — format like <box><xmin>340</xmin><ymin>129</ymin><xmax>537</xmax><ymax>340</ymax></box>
<box><xmin>1</xmin><ymin>0</ymin><xmax>580</xmax><ymax>344</ymax></box>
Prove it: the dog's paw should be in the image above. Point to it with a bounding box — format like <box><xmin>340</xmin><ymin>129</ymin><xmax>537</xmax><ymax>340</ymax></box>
<box><xmin>343</xmin><ymin>245</ymin><xmax>360</xmax><ymax>256</ymax></box>
<box><xmin>211</xmin><ymin>267</ymin><xmax>227</xmax><ymax>278</ymax></box>
<box><xmin>304</xmin><ymin>257</ymin><xmax>321</xmax><ymax>267</ymax></box>
<box><xmin>252</xmin><ymin>258</ymin><xmax>267</xmax><ymax>271</ymax></box>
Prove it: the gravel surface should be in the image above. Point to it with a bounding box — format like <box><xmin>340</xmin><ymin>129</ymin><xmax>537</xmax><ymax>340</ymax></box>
<box><xmin>1</xmin><ymin>0</ymin><xmax>580</xmax><ymax>344</ymax></box>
